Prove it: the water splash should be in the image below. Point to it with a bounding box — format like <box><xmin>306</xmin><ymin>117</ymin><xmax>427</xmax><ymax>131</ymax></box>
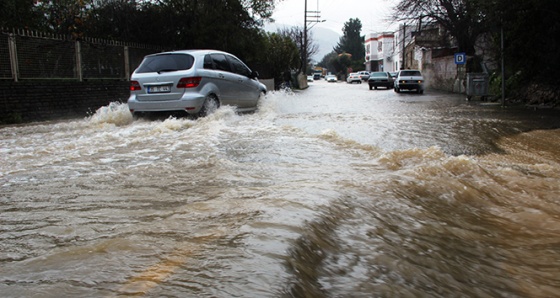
<box><xmin>152</xmin><ymin>116</ymin><xmax>196</xmax><ymax>133</ymax></box>
<box><xmin>87</xmin><ymin>102</ymin><xmax>133</xmax><ymax>126</ymax></box>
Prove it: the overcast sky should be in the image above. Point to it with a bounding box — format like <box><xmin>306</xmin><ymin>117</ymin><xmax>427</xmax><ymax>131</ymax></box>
<box><xmin>269</xmin><ymin>0</ymin><xmax>398</xmax><ymax>35</ymax></box>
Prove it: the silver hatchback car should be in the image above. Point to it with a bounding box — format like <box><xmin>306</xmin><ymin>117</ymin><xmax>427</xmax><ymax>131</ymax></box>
<box><xmin>128</xmin><ymin>49</ymin><xmax>267</xmax><ymax>117</ymax></box>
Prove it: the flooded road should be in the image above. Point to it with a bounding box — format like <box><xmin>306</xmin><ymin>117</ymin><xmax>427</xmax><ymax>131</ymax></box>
<box><xmin>1</xmin><ymin>80</ymin><xmax>560</xmax><ymax>297</ymax></box>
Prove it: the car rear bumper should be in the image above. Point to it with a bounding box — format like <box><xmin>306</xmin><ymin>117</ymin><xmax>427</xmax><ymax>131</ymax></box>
<box><xmin>396</xmin><ymin>83</ymin><xmax>423</xmax><ymax>90</ymax></box>
<box><xmin>368</xmin><ymin>81</ymin><xmax>392</xmax><ymax>87</ymax></box>
<box><xmin>127</xmin><ymin>93</ymin><xmax>206</xmax><ymax>114</ymax></box>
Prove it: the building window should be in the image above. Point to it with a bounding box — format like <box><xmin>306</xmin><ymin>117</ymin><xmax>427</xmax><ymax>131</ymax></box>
<box><xmin>378</xmin><ymin>41</ymin><xmax>383</xmax><ymax>52</ymax></box>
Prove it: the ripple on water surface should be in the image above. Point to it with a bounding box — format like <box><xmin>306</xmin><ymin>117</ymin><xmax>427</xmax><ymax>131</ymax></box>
<box><xmin>1</xmin><ymin>90</ymin><xmax>560</xmax><ymax>297</ymax></box>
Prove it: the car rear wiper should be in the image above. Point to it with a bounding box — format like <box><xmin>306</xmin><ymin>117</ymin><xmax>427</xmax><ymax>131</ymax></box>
<box><xmin>157</xmin><ymin>69</ymin><xmax>179</xmax><ymax>74</ymax></box>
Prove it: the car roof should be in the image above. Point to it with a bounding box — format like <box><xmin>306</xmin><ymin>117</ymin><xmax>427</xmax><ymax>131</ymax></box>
<box><xmin>147</xmin><ymin>49</ymin><xmax>228</xmax><ymax>57</ymax></box>
<box><xmin>398</xmin><ymin>69</ymin><xmax>422</xmax><ymax>74</ymax></box>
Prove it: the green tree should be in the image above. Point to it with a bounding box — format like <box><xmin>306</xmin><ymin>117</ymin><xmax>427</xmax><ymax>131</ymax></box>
<box><xmin>334</xmin><ymin>18</ymin><xmax>365</xmax><ymax>69</ymax></box>
<box><xmin>334</xmin><ymin>53</ymin><xmax>352</xmax><ymax>75</ymax></box>
<box><xmin>84</xmin><ymin>0</ymin><xmax>143</xmax><ymax>41</ymax></box>
<box><xmin>2</xmin><ymin>0</ymin><xmax>282</xmax><ymax>80</ymax></box>
<box><xmin>0</xmin><ymin>0</ymin><xmax>41</xmax><ymax>29</ymax></box>
<box><xmin>259</xmin><ymin>31</ymin><xmax>300</xmax><ymax>85</ymax></box>
<box><xmin>392</xmin><ymin>0</ymin><xmax>489</xmax><ymax>56</ymax></box>
<box><xmin>276</xmin><ymin>26</ymin><xmax>318</xmax><ymax>74</ymax></box>
<box><xmin>317</xmin><ymin>51</ymin><xmax>336</xmax><ymax>70</ymax></box>
<box><xmin>492</xmin><ymin>0</ymin><xmax>560</xmax><ymax>84</ymax></box>
<box><xmin>84</xmin><ymin>0</ymin><xmax>275</xmax><ymax>58</ymax></box>
<box><xmin>241</xmin><ymin>0</ymin><xmax>277</xmax><ymax>21</ymax></box>
<box><xmin>34</xmin><ymin>0</ymin><xmax>90</xmax><ymax>37</ymax></box>
<box><xmin>317</xmin><ymin>50</ymin><xmax>352</xmax><ymax>76</ymax></box>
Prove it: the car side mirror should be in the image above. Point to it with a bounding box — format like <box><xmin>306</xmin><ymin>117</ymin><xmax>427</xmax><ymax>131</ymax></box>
<box><xmin>250</xmin><ymin>71</ymin><xmax>259</xmax><ymax>79</ymax></box>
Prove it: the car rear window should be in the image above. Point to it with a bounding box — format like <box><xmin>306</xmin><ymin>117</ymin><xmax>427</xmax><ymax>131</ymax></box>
<box><xmin>371</xmin><ymin>72</ymin><xmax>387</xmax><ymax>77</ymax></box>
<box><xmin>400</xmin><ymin>70</ymin><xmax>421</xmax><ymax>76</ymax></box>
<box><xmin>136</xmin><ymin>54</ymin><xmax>195</xmax><ymax>73</ymax></box>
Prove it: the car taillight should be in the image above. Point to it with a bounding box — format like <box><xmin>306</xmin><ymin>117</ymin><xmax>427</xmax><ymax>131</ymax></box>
<box><xmin>177</xmin><ymin>77</ymin><xmax>202</xmax><ymax>88</ymax></box>
<box><xmin>130</xmin><ymin>80</ymin><xmax>141</xmax><ymax>91</ymax></box>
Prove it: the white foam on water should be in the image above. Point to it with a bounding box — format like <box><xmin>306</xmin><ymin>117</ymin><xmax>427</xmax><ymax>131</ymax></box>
<box><xmin>87</xmin><ymin>102</ymin><xmax>133</xmax><ymax>127</ymax></box>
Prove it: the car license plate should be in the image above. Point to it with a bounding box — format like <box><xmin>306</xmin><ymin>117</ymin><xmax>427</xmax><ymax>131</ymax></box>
<box><xmin>148</xmin><ymin>85</ymin><xmax>171</xmax><ymax>93</ymax></box>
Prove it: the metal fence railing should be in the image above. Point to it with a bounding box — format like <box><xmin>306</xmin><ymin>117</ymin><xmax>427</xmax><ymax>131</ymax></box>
<box><xmin>0</xmin><ymin>28</ymin><xmax>165</xmax><ymax>81</ymax></box>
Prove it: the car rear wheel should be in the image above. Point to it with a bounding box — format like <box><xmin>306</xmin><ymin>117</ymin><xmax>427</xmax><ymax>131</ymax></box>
<box><xmin>198</xmin><ymin>94</ymin><xmax>219</xmax><ymax>117</ymax></box>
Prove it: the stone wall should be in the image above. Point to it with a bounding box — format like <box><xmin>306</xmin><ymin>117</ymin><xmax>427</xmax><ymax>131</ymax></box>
<box><xmin>0</xmin><ymin>81</ymin><xmax>130</xmax><ymax>124</ymax></box>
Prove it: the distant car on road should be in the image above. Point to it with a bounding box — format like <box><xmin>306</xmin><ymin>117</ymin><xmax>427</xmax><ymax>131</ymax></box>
<box><xmin>326</xmin><ymin>75</ymin><xmax>337</xmax><ymax>82</ymax></box>
<box><xmin>368</xmin><ymin>72</ymin><xmax>394</xmax><ymax>90</ymax></box>
<box><xmin>128</xmin><ymin>49</ymin><xmax>266</xmax><ymax>117</ymax></box>
<box><xmin>346</xmin><ymin>73</ymin><xmax>362</xmax><ymax>84</ymax></box>
<box><xmin>357</xmin><ymin>71</ymin><xmax>370</xmax><ymax>81</ymax></box>
<box><xmin>394</xmin><ymin>69</ymin><xmax>424</xmax><ymax>94</ymax></box>
<box><xmin>307</xmin><ymin>75</ymin><xmax>314</xmax><ymax>82</ymax></box>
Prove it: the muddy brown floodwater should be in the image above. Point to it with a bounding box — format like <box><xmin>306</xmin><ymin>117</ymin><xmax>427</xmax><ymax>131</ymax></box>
<box><xmin>1</xmin><ymin>80</ymin><xmax>560</xmax><ymax>297</ymax></box>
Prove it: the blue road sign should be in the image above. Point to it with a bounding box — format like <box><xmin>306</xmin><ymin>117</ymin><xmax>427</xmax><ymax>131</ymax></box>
<box><xmin>455</xmin><ymin>52</ymin><xmax>466</xmax><ymax>65</ymax></box>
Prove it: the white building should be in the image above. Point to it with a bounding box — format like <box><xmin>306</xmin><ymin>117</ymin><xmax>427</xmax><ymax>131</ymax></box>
<box><xmin>365</xmin><ymin>24</ymin><xmax>422</xmax><ymax>72</ymax></box>
<box><xmin>364</xmin><ymin>32</ymin><xmax>396</xmax><ymax>72</ymax></box>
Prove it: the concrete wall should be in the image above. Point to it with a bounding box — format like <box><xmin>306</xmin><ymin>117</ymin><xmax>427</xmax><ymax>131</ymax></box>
<box><xmin>0</xmin><ymin>81</ymin><xmax>130</xmax><ymax>124</ymax></box>
<box><xmin>426</xmin><ymin>55</ymin><xmax>466</xmax><ymax>93</ymax></box>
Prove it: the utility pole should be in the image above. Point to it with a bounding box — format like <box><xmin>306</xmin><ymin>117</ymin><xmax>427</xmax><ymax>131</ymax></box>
<box><xmin>303</xmin><ymin>0</ymin><xmax>307</xmax><ymax>75</ymax></box>
<box><xmin>401</xmin><ymin>23</ymin><xmax>406</xmax><ymax>70</ymax></box>
<box><xmin>303</xmin><ymin>0</ymin><xmax>322</xmax><ymax>75</ymax></box>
